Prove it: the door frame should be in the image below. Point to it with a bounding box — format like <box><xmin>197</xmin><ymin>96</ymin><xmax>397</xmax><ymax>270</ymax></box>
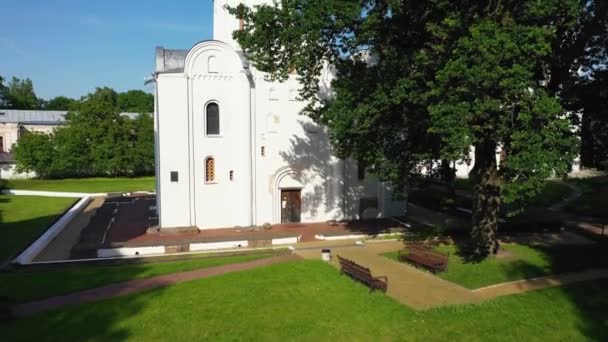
<box><xmin>280</xmin><ymin>188</ymin><xmax>302</xmax><ymax>223</ymax></box>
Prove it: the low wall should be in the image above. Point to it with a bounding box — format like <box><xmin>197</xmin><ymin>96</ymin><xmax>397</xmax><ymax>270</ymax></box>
<box><xmin>13</xmin><ymin>196</ymin><xmax>92</xmax><ymax>264</ymax></box>
<box><xmin>2</xmin><ymin>189</ymin><xmax>108</xmax><ymax>198</ymax></box>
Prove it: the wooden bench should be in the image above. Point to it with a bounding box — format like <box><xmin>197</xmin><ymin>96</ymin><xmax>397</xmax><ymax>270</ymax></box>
<box><xmin>337</xmin><ymin>255</ymin><xmax>388</xmax><ymax>292</ymax></box>
<box><xmin>398</xmin><ymin>245</ymin><xmax>449</xmax><ymax>273</ymax></box>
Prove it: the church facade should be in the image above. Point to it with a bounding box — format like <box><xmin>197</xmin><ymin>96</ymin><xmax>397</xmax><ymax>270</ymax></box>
<box><xmin>153</xmin><ymin>0</ymin><xmax>406</xmax><ymax>230</ymax></box>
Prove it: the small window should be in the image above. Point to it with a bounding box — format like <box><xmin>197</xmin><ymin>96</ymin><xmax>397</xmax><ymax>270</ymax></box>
<box><xmin>261</xmin><ymin>146</ymin><xmax>265</xmax><ymax>157</ymax></box>
<box><xmin>206</xmin><ymin>103</ymin><xmax>220</xmax><ymax>135</ymax></box>
<box><xmin>229</xmin><ymin>170</ymin><xmax>234</xmax><ymax>181</ymax></box>
<box><xmin>208</xmin><ymin>56</ymin><xmax>218</xmax><ymax>73</ymax></box>
<box><xmin>170</xmin><ymin>171</ymin><xmax>179</xmax><ymax>182</ymax></box>
<box><xmin>205</xmin><ymin>158</ymin><xmax>215</xmax><ymax>183</ymax></box>
<box><xmin>0</xmin><ymin>136</ymin><xmax>4</xmax><ymax>152</ymax></box>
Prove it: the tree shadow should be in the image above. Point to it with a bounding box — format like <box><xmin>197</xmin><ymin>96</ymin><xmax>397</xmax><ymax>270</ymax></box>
<box><xmin>277</xmin><ymin>120</ymin><xmax>359</xmax><ymax>221</ymax></box>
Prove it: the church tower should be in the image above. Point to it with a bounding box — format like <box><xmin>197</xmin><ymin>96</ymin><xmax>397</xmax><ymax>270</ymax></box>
<box><xmin>213</xmin><ymin>0</ymin><xmax>272</xmax><ymax>50</ymax></box>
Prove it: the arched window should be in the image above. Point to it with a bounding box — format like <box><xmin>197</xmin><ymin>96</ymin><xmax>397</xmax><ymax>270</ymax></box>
<box><xmin>205</xmin><ymin>157</ymin><xmax>215</xmax><ymax>183</ymax></box>
<box><xmin>208</xmin><ymin>56</ymin><xmax>218</xmax><ymax>73</ymax></box>
<box><xmin>206</xmin><ymin>102</ymin><xmax>220</xmax><ymax>135</ymax></box>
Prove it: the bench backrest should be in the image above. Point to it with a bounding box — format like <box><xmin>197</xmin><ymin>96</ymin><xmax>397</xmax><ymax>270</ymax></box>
<box><xmin>338</xmin><ymin>256</ymin><xmax>373</xmax><ymax>279</ymax></box>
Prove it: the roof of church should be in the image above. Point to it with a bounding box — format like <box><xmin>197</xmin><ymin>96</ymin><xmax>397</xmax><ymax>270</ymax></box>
<box><xmin>0</xmin><ymin>109</ymin><xmax>144</xmax><ymax>125</ymax></box>
<box><xmin>155</xmin><ymin>41</ymin><xmax>250</xmax><ymax>74</ymax></box>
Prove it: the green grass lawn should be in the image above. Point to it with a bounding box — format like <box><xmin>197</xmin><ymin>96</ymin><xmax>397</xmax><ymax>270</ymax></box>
<box><xmin>6</xmin><ymin>176</ymin><xmax>155</xmax><ymax>193</ymax></box>
<box><xmin>565</xmin><ymin>176</ymin><xmax>608</xmax><ymax>218</ymax></box>
<box><xmin>0</xmin><ymin>251</ymin><xmax>278</xmax><ymax>302</ymax></box>
<box><xmin>2</xmin><ymin>260</ymin><xmax>607</xmax><ymax>341</ymax></box>
<box><xmin>385</xmin><ymin>242</ymin><xmax>608</xmax><ymax>289</ymax></box>
<box><xmin>0</xmin><ymin>195</ymin><xmax>76</xmax><ymax>262</ymax></box>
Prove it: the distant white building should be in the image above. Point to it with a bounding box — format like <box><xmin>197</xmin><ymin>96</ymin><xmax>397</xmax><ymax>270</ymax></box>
<box><xmin>153</xmin><ymin>0</ymin><xmax>406</xmax><ymax>230</ymax></box>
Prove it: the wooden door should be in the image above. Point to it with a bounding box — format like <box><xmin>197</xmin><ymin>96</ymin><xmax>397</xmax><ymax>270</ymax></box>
<box><xmin>281</xmin><ymin>189</ymin><xmax>301</xmax><ymax>223</ymax></box>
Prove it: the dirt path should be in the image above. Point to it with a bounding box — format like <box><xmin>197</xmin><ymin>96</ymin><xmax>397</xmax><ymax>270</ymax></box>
<box><xmin>14</xmin><ymin>254</ymin><xmax>300</xmax><ymax>317</ymax></box>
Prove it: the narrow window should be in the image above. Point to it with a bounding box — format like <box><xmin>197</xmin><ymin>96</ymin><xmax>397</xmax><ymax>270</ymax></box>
<box><xmin>229</xmin><ymin>170</ymin><xmax>234</xmax><ymax>181</ymax></box>
<box><xmin>0</xmin><ymin>136</ymin><xmax>4</xmax><ymax>152</ymax></box>
<box><xmin>206</xmin><ymin>103</ymin><xmax>220</xmax><ymax>135</ymax></box>
<box><xmin>261</xmin><ymin>146</ymin><xmax>265</xmax><ymax>157</ymax></box>
<box><xmin>205</xmin><ymin>158</ymin><xmax>215</xmax><ymax>183</ymax></box>
<box><xmin>208</xmin><ymin>56</ymin><xmax>218</xmax><ymax>73</ymax></box>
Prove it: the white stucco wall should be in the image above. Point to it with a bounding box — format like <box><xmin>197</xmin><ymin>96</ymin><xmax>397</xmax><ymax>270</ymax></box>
<box><xmin>155</xmin><ymin>2</ymin><xmax>408</xmax><ymax>230</ymax></box>
<box><xmin>157</xmin><ymin>74</ymin><xmax>192</xmax><ymax>228</ymax></box>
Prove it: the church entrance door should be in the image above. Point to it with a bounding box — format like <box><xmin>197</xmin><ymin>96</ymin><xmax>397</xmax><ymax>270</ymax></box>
<box><xmin>280</xmin><ymin>189</ymin><xmax>301</xmax><ymax>223</ymax></box>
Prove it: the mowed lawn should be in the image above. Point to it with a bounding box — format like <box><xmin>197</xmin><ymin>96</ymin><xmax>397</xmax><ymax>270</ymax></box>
<box><xmin>6</xmin><ymin>176</ymin><xmax>155</xmax><ymax>193</ymax></box>
<box><xmin>0</xmin><ymin>195</ymin><xmax>76</xmax><ymax>262</ymax></box>
<box><xmin>385</xmin><ymin>243</ymin><xmax>608</xmax><ymax>289</ymax></box>
<box><xmin>2</xmin><ymin>260</ymin><xmax>607</xmax><ymax>341</ymax></box>
<box><xmin>0</xmin><ymin>252</ymin><xmax>278</xmax><ymax>302</ymax></box>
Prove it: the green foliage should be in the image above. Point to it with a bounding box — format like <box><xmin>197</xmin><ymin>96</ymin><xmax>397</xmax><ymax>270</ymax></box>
<box><xmin>117</xmin><ymin>89</ymin><xmax>153</xmax><ymax>113</ymax></box>
<box><xmin>0</xmin><ymin>74</ymin><xmax>6</xmax><ymax>107</ymax></box>
<box><xmin>3</xmin><ymin>77</ymin><xmax>39</xmax><ymax>109</ymax></box>
<box><xmin>12</xmin><ymin>131</ymin><xmax>56</xmax><ymax>178</ymax></box>
<box><xmin>44</xmin><ymin>96</ymin><xmax>77</xmax><ymax>110</ymax></box>
<box><xmin>13</xmin><ymin>87</ymin><xmax>154</xmax><ymax>178</ymax></box>
<box><xmin>230</xmin><ymin>0</ymin><xmax>590</xmax><ymax>253</ymax></box>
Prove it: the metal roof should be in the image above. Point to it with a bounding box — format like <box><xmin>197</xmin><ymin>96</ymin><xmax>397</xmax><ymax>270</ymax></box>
<box><xmin>0</xmin><ymin>109</ymin><xmax>145</xmax><ymax>125</ymax></box>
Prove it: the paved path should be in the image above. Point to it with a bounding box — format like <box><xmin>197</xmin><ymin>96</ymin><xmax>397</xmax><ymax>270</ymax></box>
<box><xmin>295</xmin><ymin>240</ymin><xmax>608</xmax><ymax>310</ymax></box>
<box><xmin>474</xmin><ymin>268</ymin><xmax>608</xmax><ymax>299</ymax></box>
<box><xmin>14</xmin><ymin>254</ymin><xmax>299</xmax><ymax>317</ymax></box>
<box><xmin>34</xmin><ymin>197</ymin><xmax>105</xmax><ymax>262</ymax></box>
<box><xmin>296</xmin><ymin>241</ymin><xmax>481</xmax><ymax>309</ymax></box>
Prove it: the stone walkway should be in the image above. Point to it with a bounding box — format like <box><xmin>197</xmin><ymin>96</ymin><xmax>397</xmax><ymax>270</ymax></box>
<box><xmin>13</xmin><ymin>254</ymin><xmax>299</xmax><ymax>317</ymax></box>
<box><xmin>295</xmin><ymin>240</ymin><xmax>608</xmax><ymax>309</ymax></box>
<box><xmin>474</xmin><ymin>268</ymin><xmax>608</xmax><ymax>300</ymax></box>
<box><xmin>296</xmin><ymin>241</ymin><xmax>481</xmax><ymax>309</ymax></box>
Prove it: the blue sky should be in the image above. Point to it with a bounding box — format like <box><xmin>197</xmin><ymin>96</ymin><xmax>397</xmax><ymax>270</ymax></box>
<box><xmin>0</xmin><ymin>0</ymin><xmax>214</xmax><ymax>100</ymax></box>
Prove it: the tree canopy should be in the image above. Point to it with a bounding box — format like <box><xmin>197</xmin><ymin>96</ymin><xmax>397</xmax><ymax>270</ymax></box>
<box><xmin>13</xmin><ymin>87</ymin><xmax>154</xmax><ymax>178</ymax></box>
<box><xmin>3</xmin><ymin>77</ymin><xmax>39</xmax><ymax>109</ymax></box>
<box><xmin>44</xmin><ymin>96</ymin><xmax>77</xmax><ymax>110</ymax></box>
<box><xmin>229</xmin><ymin>0</ymin><xmax>604</xmax><ymax>256</ymax></box>
<box><xmin>117</xmin><ymin>89</ymin><xmax>154</xmax><ymax>113</ymax></box>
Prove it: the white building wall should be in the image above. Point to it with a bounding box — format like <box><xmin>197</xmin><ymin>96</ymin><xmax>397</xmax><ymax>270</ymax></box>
<box><xmin>157</xmin><ymin>74</ymin><xmax>192</xmax><ymax>228</ymax></box>
<box><xmin>187</xmin><ymin>41</ymin><xmax>253</xmax><ymax>229</ymax></box>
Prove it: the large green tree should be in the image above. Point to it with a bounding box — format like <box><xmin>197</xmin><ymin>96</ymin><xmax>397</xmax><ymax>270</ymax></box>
<box><xmin>229</xmin><ymin>0</ymin><xmax>589</xmax><ymax>256</ymax></box>
<box><xmin>14</xmin><ymin>87</ymin><xmax>155</xmax><ymax>178</ymax></box>
<box><xmin>4</xmin><ymin>77</ymin><xmax>39</xmax><ymax>109</ymax></box>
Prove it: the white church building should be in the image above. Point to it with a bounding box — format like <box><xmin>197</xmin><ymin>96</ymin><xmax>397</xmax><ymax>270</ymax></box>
<box><xmin>152</xmin><ymin>0</ymin><xmax>406</xmax><ymax>230</ymax></box>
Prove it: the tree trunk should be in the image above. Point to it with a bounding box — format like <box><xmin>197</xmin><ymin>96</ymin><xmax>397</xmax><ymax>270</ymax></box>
<box><xmin>469</xmin><ymin>141</ymin><xmax>501</xmax><ymax>257</ymax></box>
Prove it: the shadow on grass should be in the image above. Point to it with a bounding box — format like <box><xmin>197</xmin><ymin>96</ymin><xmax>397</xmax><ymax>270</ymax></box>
<box><xmin>500</xmin><ymin>239</ymin><xmax>608</xmax><ymax>341</ymax></box>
